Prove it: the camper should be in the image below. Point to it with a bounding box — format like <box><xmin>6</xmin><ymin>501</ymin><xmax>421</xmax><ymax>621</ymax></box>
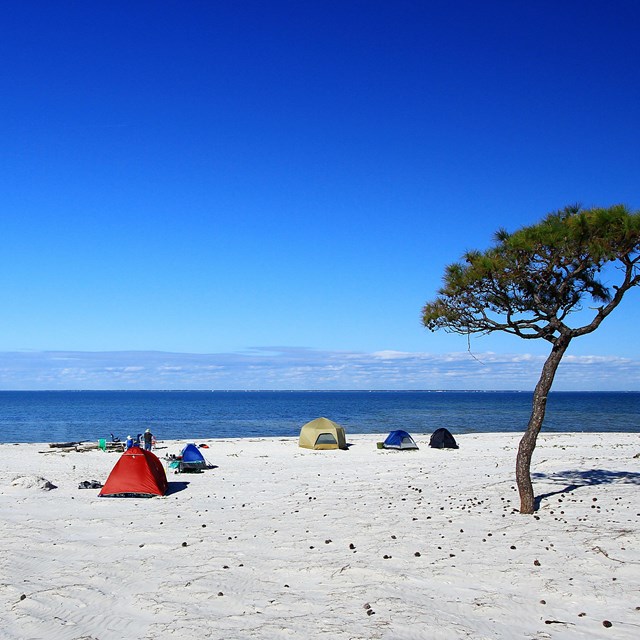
<box><xmin>299</xmin><ymin>417</ymin><xmax>347</xmax><ymax>450</ymax></box>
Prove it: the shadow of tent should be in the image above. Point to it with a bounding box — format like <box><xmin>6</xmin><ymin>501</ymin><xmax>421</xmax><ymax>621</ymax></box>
<box><xmin>532</xmin><ymin>469</ymin><xmax>640</xmax><ymax>509</ymax></box>
<box><xmin>166</xmin><ymin>481</ymin><xmax>190</xmax><ymax>495</ymax></box>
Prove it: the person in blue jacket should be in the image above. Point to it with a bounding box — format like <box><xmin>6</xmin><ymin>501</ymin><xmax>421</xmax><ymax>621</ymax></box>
<box><xmin>125</xmin><ymin>435</ymin><xmax>134</xmax><ymax>450</ymax></box>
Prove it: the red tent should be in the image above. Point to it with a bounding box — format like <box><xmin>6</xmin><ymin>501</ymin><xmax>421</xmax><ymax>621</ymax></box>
<box><xmin>99</xmin><ymin>446</ymin><xmax>168</xmax><ymax>497</ymax></box>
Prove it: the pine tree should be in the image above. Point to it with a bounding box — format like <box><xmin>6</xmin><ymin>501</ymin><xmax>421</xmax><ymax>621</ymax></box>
<box><xmin>422</xmin><ymin>205</ymin><xmax>640</xmax><ymax>513</ymax></box>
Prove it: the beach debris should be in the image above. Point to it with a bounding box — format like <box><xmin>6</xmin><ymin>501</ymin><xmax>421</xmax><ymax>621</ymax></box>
<box><xmin>11</xmin><ymin>475</ymin><xmax>57</xmax><ymax>490</ymax></box>
<box><xmin>43</xmin><ymin>441</ymin><xmax>122</xmax><ymax>453</ymax></box>
<box><xmin>602</xmin><ymin>620</ymin><xmax>613</xmax><ymax>628</ymax></box>
<box><xmin>78</xmin><ymin>480</ymin><xmax>103</xmax><ymax>489</ymax></box>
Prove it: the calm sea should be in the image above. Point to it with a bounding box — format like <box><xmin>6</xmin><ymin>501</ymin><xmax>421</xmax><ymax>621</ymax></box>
<box><xmin>0</xmin><ymin>390</ymin><xmax>638</xmax><ymax>444</ymax></box>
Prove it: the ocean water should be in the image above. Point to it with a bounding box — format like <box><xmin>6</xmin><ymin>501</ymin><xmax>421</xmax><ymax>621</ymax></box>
<box><xmin>0</xmin><ymin>391</ymin><xmax>638</xmax><ymax>444</ymax></box>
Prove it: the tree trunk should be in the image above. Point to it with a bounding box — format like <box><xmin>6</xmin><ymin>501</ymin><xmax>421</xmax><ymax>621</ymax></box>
<box><xmin>516</xmin><ymin>335</ymin><xmax>571</xmax><ymax>514</ymax></box>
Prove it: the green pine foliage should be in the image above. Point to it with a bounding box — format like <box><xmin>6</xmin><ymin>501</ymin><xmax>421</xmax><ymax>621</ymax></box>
<box><xmin>422</xmin><ymin>205</ymin><xmax>640</xmax><ymax>343</ymax></box>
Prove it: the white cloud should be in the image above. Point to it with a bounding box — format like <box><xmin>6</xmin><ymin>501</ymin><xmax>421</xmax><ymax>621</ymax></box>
<box><xmin>371</xmin><ymin>350</ymin><xmax>415</xmax><ymax>360</ymax></box>
<box><xmin>0</xmin><ymin>348</ymin><xmax>638</xmax><ymax>391</ymax></box>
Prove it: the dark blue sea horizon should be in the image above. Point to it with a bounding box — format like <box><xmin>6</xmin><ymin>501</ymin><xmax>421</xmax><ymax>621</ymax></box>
<box><xmin>0</xmin><ymin>390</ymin><xmax>638</xmax><ymax>444</ymax></box>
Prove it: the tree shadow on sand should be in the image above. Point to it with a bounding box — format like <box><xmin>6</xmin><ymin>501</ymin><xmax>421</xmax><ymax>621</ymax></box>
<box><xmin>532</xmin><ymin>469</ymin><xmax>640</xmax><ymax>509</ymax></box>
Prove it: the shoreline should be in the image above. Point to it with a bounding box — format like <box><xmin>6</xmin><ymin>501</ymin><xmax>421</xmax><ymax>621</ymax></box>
<box><xmin>3</xmin><ymin>428</ymin><xmax>640</xmax><ymax>448</ymax></box>
<box><xmin>1</xmin><ymin>432</ymin><xmax>638</xmax><ymax>639</ymax></box>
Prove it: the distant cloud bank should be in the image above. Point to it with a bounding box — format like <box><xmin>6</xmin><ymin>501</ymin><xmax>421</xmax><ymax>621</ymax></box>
<box><xmin>0</xmin><ymin>348</ymin><xmax>638</xmax><ymax>391</ymax></box>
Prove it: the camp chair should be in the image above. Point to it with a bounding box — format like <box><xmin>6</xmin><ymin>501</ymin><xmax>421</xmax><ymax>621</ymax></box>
<box><xmin>98</xmin><ymin>438</ymin><xmax>107</xmax><ymax>452</ymax></box>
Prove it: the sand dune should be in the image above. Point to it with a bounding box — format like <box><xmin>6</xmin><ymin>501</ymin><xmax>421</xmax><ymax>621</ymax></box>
<box><xmin>1</xmin><ymin>432</ymin><xmax>638</xmax><ymax>639</ymax></box>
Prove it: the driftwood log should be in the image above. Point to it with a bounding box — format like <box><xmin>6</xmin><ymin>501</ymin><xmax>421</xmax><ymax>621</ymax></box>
<box><xmin>44</xmin><ymin>441</ymin><xmax>124</xmax><ymax>453</ymax></box>
<box><xmin>49</xmin><ymin>442</ymin><xmax>84</xmax><ymax>448</ymax></box>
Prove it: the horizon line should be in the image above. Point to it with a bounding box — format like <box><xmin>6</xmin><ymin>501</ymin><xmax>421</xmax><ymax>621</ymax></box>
<box><xmin>0</xmin><ymin>388</ymin><xmax>638</xmax><ymax>393</ymax></box>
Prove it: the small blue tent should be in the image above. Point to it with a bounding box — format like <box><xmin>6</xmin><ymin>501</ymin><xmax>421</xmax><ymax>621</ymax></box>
<box><xmin>382</xmin><ymin>430</ymin><xmax>419</xmax><ymax>450</ymax></box>
<box><xmin>179</xmin><ymin>443</ymin><xmax>207</xmax><ymax>472</ymax></box>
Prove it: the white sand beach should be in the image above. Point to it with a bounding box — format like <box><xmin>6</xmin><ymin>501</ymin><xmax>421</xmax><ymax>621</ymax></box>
<box><xmin>1</xmin><ymin>432</ymin><xmax>638</xmax><ymax>640</ymax></box>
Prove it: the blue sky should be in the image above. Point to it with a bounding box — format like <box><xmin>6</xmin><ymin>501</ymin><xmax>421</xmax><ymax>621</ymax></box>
<box><xmin>1</xmin><ymin>1</ymin><xmax>639</xmax><ymax>390</ymax></box>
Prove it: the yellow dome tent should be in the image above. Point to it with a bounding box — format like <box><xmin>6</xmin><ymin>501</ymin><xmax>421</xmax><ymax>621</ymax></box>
<box><xmin>298</xmin><ymin>417</ymin><xmax>347</xmax><ymax>450</ymax></box>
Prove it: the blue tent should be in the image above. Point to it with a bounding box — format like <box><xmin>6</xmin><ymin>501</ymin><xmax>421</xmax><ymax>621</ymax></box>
<box><xmin>382</xmin><ymin>430</ymin><xmax>419</xmax><ymax>450</ymax></box>
<box><xmin>179</xmin><ymin>443</ymin><xmax>207</xmax><ymax>471</ymax></box>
